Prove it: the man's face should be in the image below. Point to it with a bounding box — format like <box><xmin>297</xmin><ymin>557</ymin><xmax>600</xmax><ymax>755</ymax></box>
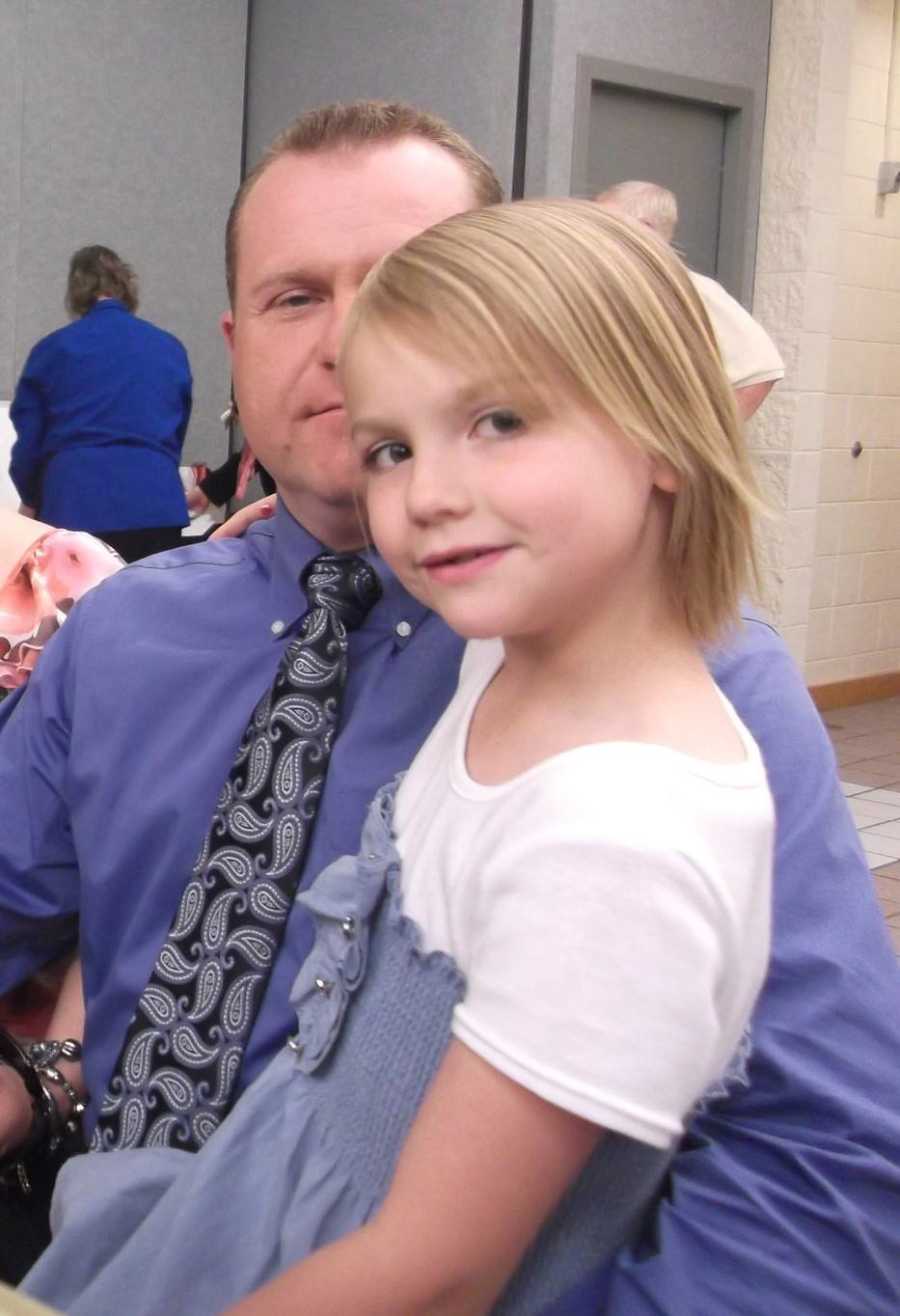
<box><xmin>221</xmin><ymin>140</ymin><xmax>478</xmax><ymax>549</ymax></box>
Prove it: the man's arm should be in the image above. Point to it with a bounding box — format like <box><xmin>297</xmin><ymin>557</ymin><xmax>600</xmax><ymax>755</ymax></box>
<box><xmin>689</xmin><ymin>273</ymin><xmax>783</xmax><ymax>422</ymax></box>
<box><xmin>0</xmin><ymin>626</ymin><xmax>81</xmax><ymax>994</ymax></box>
<box><xmin>734</xmin><ymin>377</ymin><xmax>775</xmax><ymax>420</ymax></box>
<box><xmin>545</xmin><ymin>618</ymin><xmax>900</xmax><ymax>1315</ymax></box>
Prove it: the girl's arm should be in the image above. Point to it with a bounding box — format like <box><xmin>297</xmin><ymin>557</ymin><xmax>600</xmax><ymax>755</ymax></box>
<box><xmin>223</xmin><ymin>1039</ymin><xmax>601</xmax><ymax>1316</ymax></box>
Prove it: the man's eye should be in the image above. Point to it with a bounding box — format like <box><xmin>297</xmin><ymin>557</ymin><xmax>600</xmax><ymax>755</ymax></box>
<box><xmin>474</xmin><ymin>409</ymin><xmax>525</xmax><ymax>438</ymax></box>
<box><xmin>274</xmin><ymin>292</ymin><xmax>314</xmax><ymax>310</ymax></box>
<box><xmin>365</xmin><ymin>441</ymin><xmax>410</xmax><ymax>470</ymax></box>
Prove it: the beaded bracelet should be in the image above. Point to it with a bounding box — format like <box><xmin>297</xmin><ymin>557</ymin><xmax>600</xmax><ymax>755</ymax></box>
<box><xmin>0</xmin><ymin>1028</ymin><xmax>55</xmax><ymax>1192</ymax></box>
<box><xmin>0</xmin><ymin>1028</ymin><xmax>86</xmax><ymax>1193</ymax></box>
<box><xmin>29</xmin><ymin>1041</ymin><xmax>88</xmax><ymax>1141</ymax></box>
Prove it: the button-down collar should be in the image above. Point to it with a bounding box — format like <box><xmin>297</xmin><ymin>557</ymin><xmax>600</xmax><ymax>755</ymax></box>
<box><xmin>252</xmin><ymin>498</ymin><xmax>430</xmax><ymax>642</ymax></box>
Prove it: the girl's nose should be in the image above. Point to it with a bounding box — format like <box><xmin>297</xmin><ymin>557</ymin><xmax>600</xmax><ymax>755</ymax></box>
<box><xmin>405</xmin><ymin>451</ymin><xmax>470</xmax><ymax>524</ymax></box>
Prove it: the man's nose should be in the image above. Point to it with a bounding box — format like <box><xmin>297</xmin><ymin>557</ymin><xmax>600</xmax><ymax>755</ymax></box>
<box><xmin>318</xmin><ymin>293</ymin><xmax>355</xmax><ymax>370</ymax></box>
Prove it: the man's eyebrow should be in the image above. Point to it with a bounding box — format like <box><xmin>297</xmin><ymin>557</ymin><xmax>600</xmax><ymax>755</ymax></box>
<box><xmin>250</xmin><ymin>267</ymin><xmax>319</xmax><ymax>296</ymax></box>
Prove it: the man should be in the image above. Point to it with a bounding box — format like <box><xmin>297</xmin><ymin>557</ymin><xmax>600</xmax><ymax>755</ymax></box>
<box><xmin>1</xmin><ymin>102</ymin><xmax>898</xmax><ymax>1311</ymax></box>
<box><xmin>595</xmin><ymin>179</ymin><xmax>784</xmax><ymax>421</ymax></box>
<box><xmin>0</xmin><ymin>100</ymin><xmax>485</xmax><ymax>1276</ymax></box>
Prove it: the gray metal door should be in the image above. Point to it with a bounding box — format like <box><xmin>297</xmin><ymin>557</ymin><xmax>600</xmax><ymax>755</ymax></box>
<box><xmin>587</xmin><ymin>83</ymin><xmax>727</xmax><ymax>277</ymax></box>
<box><xmin>571</xmin><ymin>58</ymin><xmax>755</xmax><ymax>297</ymax></box>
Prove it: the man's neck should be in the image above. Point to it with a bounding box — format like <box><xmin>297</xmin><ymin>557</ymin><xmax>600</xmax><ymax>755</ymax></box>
<box><xmin>278</xmin><ymin>491</ymin><xmax>368</xmax><ymax>554</ymax></box>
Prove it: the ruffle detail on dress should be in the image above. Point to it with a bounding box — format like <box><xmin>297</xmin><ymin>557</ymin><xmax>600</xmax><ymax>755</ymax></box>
<box><xmin>288</xmin><ymin>777</ymin><xmax>464</xmax><ymax>1074</ymax></box>
<box><xmin>288</xmin><ymin>779</ymin><xmax>402</xmax><ymax>1072</ymax></box>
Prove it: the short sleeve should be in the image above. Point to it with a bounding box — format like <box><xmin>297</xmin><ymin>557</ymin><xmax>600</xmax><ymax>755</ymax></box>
<box><xmin>691</xmin><ymin>273</ymin><xmax>784</xmax><ymax>389</ymax></box>
<box><xmin>451</xmin><ymin>771</ymin><xmax>764</xmax><ymax>1149</ymax></box>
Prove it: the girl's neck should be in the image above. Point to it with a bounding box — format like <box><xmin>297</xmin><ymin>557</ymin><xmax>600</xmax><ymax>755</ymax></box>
<box><xmin>466</xmin><ymin>585</ymin><xmax>743</xmax><ymax>785</ymax></box>
<box><xmin>500</xmin><ymin>571</ymin><xmax>691</xmax><ymax>696</ymax></box>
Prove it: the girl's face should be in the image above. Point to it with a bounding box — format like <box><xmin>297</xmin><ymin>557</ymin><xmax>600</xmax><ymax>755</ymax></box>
<box><xmin>342</xmin><ymin>326</ymin><xmax>676</xmax><ymax>648</ymax></box>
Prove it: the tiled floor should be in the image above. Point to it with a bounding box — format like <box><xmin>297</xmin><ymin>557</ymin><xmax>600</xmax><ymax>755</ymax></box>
<box><xmin>823</xmin><ymin>694</ymin><xmax>900</xmax><ymax>956</ymax></box>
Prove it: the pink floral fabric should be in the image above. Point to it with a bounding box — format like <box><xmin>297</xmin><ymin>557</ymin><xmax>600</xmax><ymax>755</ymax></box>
<box><xmin>0</xmin><ymin>515</ymin><xmax>122</xmax><ymax>690</ymax></box>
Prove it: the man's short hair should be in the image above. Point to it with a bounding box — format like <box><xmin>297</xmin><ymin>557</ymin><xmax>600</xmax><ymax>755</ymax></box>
<box><xmin>594</xmin><ymin>180</ymin><xmax>679</xmax><ymax>244</ymax></box>
<box><xmin>225</xmin><ymin>100</ymin><xmax>504</xmax><ymax>305</ymax></box>
<box><xmin>66</xmin><ymin>245</ymin><xmax>139</xmax><ymax>318</ymax></box>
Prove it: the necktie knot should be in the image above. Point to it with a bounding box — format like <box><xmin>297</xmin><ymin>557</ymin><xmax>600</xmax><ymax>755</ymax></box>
<box><xmin>302</xmin><ymin>553</ymin><xmax>381</xmax><ymax>633</ymax></box>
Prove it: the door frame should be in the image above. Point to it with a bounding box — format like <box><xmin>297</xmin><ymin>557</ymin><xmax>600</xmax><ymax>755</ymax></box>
<box><xmin>571</xmin><ymin>55</ymin><xmax>755</xmax><ymax>298</ymax></box>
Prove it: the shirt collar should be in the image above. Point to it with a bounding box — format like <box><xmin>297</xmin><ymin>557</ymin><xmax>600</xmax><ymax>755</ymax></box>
<box><xmin>253</xmin><ymin>498</ymin><xmax>432</xmax><ymax>641</ymax></box>
<box><xmin>88</xmin><ymin>298</ymin><xmax>128</xmax><ymax>314</ymax></box>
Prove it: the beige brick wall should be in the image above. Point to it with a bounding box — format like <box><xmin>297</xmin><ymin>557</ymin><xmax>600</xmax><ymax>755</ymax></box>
<box><xmin>807</xmin><ymin>0</ymin><xmax>900</xmax><ymax>684</ymax></box>
<box><xmin>753</xmin><ymin>0</ymin><xmax>900</xmax><ymax>686</ymax></box>
<box><xmin>751</xmin><ymin>0</ymin><xmax>853</xmax><ymax>663</ymax></box>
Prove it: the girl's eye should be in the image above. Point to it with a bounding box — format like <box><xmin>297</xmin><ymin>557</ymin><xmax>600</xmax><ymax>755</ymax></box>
<box><xmin>473</xmin><ymin>409</ymin><xmax>525</xmax><ymax>439</ymax></box>
<box><xmin>365</xmin><ymin>441</ymin><xmax>411</xmax><ymax>471</ymax></box>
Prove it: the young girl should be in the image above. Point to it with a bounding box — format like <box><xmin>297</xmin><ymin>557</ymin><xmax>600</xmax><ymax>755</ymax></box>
<box><xmin>23</xmin><ymin>201</ymin><xmax>773</xmax><ymax>1316</ymax></box>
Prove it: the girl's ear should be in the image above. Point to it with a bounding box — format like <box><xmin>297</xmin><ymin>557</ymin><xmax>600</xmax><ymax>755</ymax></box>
<box><xmin>653</xmin><ymin>457</ymin><xmax>680</xmax><ymax>494</ymax></box>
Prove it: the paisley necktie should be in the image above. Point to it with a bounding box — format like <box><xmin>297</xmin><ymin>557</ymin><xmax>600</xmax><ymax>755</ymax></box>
<box><xmin>91</xmin><ymin>553</ymin><xmax>381</xmax><ymax>1151</ymax></box>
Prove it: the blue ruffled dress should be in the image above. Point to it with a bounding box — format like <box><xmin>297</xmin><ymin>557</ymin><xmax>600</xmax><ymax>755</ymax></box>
<box><xmin>24</xmin><ymin>784</ymin><xmax>670</xmax><ymax>1316</ymax></box>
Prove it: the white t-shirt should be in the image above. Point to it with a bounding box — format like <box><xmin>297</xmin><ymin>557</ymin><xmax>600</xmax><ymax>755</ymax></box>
<box><xmin>690</xmin><ymin>272</ymin><xmax>785</xmax><ymax>389</ymax></box>
<box><xmin>395</xmin><ymin>639</ymin><xmax>773</xmax><ymax>1150</ymax></box>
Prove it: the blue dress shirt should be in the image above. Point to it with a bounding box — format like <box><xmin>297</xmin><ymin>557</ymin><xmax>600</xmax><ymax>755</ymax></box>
<box><xmin>546</xmin><ymin>617</ymin><xmax>900</xmax><ymax>1315</ymax></box>
<box><xmin>9</xmin><ymin>298</ymin><xmax>192</xmax><ymax>531</ymax></box>
<box><xmin>1</xmin><ymin>504</ymin><xmax>898</xmax><ymax>1311</ymax></box>
<box><xmin>0</xmin><ymin>503</ymin><xmax>464</xmax><ymax>1114</ymax></box>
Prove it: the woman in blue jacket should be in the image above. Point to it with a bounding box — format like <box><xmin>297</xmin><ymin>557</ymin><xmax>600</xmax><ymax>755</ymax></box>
<box><xmin>9</xmin><ymin>245</ymin><xmax>192</xmax><ymax>562</ymax></box>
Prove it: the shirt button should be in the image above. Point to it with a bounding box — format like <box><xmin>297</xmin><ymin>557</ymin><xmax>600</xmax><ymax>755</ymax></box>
<box><xmin>395</xmin><ymin>620</ymin><xmax>412</xmax><ymax>639</ymax></box>
<box><xmin>271</xmin><ymin>619</ymin><xmax>285</xmax><ymax>636</ymax></box>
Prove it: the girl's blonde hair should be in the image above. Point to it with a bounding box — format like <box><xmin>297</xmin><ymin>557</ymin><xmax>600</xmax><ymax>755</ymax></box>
<box><xmin>343</xmin><ymin>198</ymin><xmax>764</xmax><ymax>643</ymax></box>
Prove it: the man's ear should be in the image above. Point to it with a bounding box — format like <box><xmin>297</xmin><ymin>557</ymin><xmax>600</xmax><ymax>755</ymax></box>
<box><xmin>221</xmin><ymin>310</ymin><xmax>236</xmax><ymax>356</ymax></box>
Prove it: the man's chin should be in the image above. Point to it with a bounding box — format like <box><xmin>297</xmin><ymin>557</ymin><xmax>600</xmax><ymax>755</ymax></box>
<box><xmin>277</xmin><ymin>480</ymin><xmax>368</xmax><ymax>551</ymax></box>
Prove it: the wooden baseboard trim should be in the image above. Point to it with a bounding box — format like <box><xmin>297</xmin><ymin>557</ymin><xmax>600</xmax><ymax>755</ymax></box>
<box><xmin>809</xmin><ymin>671</ymin><xmax>900</xmax><ymax>712</ymax></box>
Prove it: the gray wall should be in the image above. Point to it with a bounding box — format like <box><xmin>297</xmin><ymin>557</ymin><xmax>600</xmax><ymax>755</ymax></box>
<box><xmin>0</xmin><ymin>0</ymin><xmax>248</xmax><ymax>463</ymax></box>
<box><xmin>244</xmin><ymin>0</ymin><xmax>523</xmax><ymax>195</ymax></box>
<box><xmin>245</xmin><ymin>0</ymin><xmax>772</xmax><ymax>301</ymax></box>
<box><xmin>526</xmin><ymin>0</ymin><xmax>774</xmax><ymax>301</ymax></box>
<box><xmin>1</xmin><ymin>0</ymin><xmax>775</xmax><ymax>471</ymax></box>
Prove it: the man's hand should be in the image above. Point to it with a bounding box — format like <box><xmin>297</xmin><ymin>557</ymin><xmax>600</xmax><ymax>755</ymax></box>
<box><xmin>0</xmin><ymin>1063</ymin><xmax>33</xmax><ymax>1160</ymax></box>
